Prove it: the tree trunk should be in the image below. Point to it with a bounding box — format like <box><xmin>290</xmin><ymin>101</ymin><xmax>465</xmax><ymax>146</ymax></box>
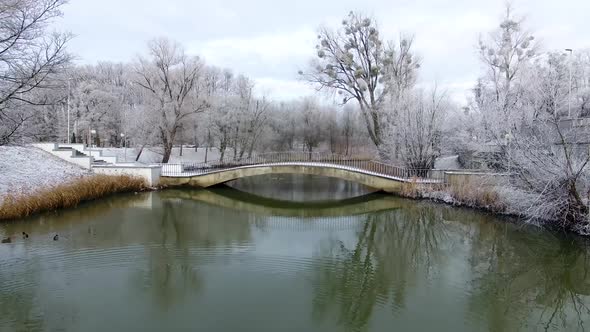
<box><xmin>135</xmin><ymin>144</ymin><xmax>145</xmax><ymax>162</ymax></box>
<box><xmin>162</xmin><ymin>142</ymin><xmax>173</xmax><ymax>163</ymax></box>
<box><xmin>232</xmin><ymin>126</ymin><xmax>239</xmax><ymax>160</ymax></box>
<box><xmin>160</xmin><ymin>125</ymin><xmax>178</xmax><ymax>163</ymax></box>
<box><xmin>247</xmin><ymin>139</ymin><xmax>256</xmax><ymax>159</ymax></box>
<box><xmin>345</xmin><ymin>133</ymin><xmax>350</xmax><ymax>155</ymax></box>
<box><xmin>360</xmin><ymin>105</ymin><xmax>382</xmax><ymax>147</ymax></box>
<box><xmin>329</xmin><ymin>132</ymin><xmax>336</xmax><ymax>153</ymax></box>
<box><xmin>565</xmin><ymin>181</ymin><xmax>589</xmax><ymax>228</ymax></box>
<box><xmin>219</xmin><ymin>131</ymin><xmax>228</xmax><ymax>162</ymax></box>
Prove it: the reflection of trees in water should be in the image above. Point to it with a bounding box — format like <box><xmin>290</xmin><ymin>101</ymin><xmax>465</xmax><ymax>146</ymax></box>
<box><xmin>0</xmin><ymin>192</ymin><xmax>149</xmax><ymax>238</ymax></box>
<box><xmin>468</xmin><ymin>223</ymin><xmax>590</xmax><ymax>331</ymax></box>
<box><xmin>311</xmin><ymin>202</ymin><xmax>590</xmax><ymax>331</ymax></box>
<box><xmin>0</xmin><ymin>259</ymin><xmax>44</xmax><ymax>332</ymax></box>
<box><xmin>136</xmin><ymin>199</ymin><xmax>254</xmax><ymax>309</ymax></box>
<box><xmin>137</xmin><ymin>200</ymin><xmax>202</xmax><ymax>309</ymax></box>
<box><xmin>311</xmin><ymin>204</ymin><xmax>450</xmax><ymax>332</ymax></box>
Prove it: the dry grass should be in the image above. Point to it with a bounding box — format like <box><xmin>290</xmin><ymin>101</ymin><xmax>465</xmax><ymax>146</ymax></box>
<box><xmin>398</xmin><ymin>175</ymin><xmax>506</xmax><ymax>213</ymax></box>
<box><xmin>399</xmin><ymin>179</ymin><xmax>421</xmax><ymax>198</ymax></box>
<box><xmin>447</xmin><ymin>177</ymin><xmax>506</xmax><ymax>212</ymax></box>
<box><xmin>0</xmin><ymin>174</ymin><xmax>148</xmax><ymax>220</ymax></box>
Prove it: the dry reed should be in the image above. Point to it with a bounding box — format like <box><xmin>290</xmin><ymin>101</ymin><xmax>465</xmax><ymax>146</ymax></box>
<box><xmin>447</xmin><ymin>177</ymin><xmax>505</xmax><ymax>212</ymax></box>
<box><xmin>399</xmin><ymin>179</ymin><xmax>421</xmax><ymax>198</ymax></box>
<box><xmin>0</xmin><ymin>174</ymin><xmax>148</xmax><ymax>220</ymax></box>
<box><xmin>398</xmin><ymin>175</ymin><xmax>505</xmax><ymax>213</ymax></box>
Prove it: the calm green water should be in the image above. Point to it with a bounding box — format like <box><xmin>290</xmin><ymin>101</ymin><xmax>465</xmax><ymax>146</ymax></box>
<box><xmin>1</xmin><ymin>175</ymin><xmax>589</xmax><ymax>332</ymax></box>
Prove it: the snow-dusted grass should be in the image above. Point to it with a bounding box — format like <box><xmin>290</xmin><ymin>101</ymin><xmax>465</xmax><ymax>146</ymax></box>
<box><xmin>434</xmin><ymin>155</ymin><xmax>461</xmax><ymax>169</ymax></box>
<box><xmin>0</xmin><ymin>146</ymin><xmax>90</xmax><ymax>203</ymax></box>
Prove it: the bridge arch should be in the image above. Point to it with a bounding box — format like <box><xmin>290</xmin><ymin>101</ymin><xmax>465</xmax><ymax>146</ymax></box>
<box><xmin>161</xmin><ymin>163</ymin><xmax>418</xmax><ymax>193</ymax></box>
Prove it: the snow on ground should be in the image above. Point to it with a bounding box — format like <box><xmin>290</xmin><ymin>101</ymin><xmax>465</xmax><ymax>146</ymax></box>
<box><xmin>0</xmin><ymin>146</ymin><xmax>90</xmax><ymax>202</ymax></box>
<box><xmin>99</xmin><ymin>146</ymin><xmax>224</xmax><ymax>164</ymax></box>
<box><xmin>434</xmin><ymin>155</ymin><xmax>461</xmax><ymax>169</ymax></box>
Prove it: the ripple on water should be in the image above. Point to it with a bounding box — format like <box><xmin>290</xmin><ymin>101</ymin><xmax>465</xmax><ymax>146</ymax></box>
<box><xmin>2</xmin><ymin>187</ymin><xmax>588</xmax><ymax>332</ymax></box>
<box><xmin>0</xmin><ymin>243</ymin><xmax>261</xmax><ymax>292</ymax></box>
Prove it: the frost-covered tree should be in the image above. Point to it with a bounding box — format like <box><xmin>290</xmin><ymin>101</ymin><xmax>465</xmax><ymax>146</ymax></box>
<box><xmin>341</xmin><ymin>104</ymin><xmax>358</xmax><ymax>155</ymax></box>
<box><xmin>503</xmin><ymin>59</ymin><xmax>590</xmax><ymax>231</ymax></box>
<box><xmin>266</xmin><ymin>102</ymin><xmax>298</xmax><ymax>151</ymax></box>
<box><xmin>200</xmin><ymin>69</ymin><xmax>271</xmax><ymax>161</ymax></box>
<box><xmin>133</xmin><ymin>38</ymin><xmax>209</xmax><ymax>163</ymax></box>
<box><xmin>382</xmin><ymin>88</ymin><xmax>449</xmax><ymax>171</ymax></box>
<box><xmin>0</xmin><ymin>0</ymin><xmax>72</xmax><ymax>145</ymax></box>
<box><xmin>301</xmin><ymin>11</ymin><xmax>419</xmax><ymax>148</ymax></box>
<box><xmin>475</xmin><ymin>4</ymin><xmax>538</xmax><ymax>139</ymax></box>
<box><xmin>469</xmin><ymin>5</ymin><xmax>590</xmax><ymax>232</ymax></box>
<box><xmin>62</xmin><ymin>62</ymin><xmax>137</xmax><ymax>147</ymax></box>
<box><xmin>383</xmin><ymin>37</ymin><xmax>421</xmax><ymax>105</ymax></box>
<box><xmin>570</xmin><ymin>50</ymin><xmax>590</xmax><ymax>117</ymax></box>
<box><xmin>229</xmin><ymin>75</ymin><xmax>269</xmax><ymax>160</ymax></box>
<box><xmin>297</xmin><ymin>98</ymin><xmax>326</xmax><ymax>156</ymax></box>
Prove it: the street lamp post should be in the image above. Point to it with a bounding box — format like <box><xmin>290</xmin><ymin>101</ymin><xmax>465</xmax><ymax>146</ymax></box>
<box><xmin>67</xmin><ymin>79</ymin><xmax>71</xmax><ymax>143</ymax></box>
<box><xmin>90</xmin><ymin>129</ymin><xmax>96</xmax><ymax>148</ymax></box>
<box><xmin>121</xmin><ymin>133</ymin><xmax>126</xmax><ymax>161</ymax></box>
<box><xmin>565</xmin><ymin>48</ymin><xmax>573</xmax><ymax>118</ymax></box>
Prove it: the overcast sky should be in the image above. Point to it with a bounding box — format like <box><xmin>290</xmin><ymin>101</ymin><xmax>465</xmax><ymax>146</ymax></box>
<box><xmin>57</xmin><ymin>0</ymin><xmax>589</xmax><ymax>105</ymax></box>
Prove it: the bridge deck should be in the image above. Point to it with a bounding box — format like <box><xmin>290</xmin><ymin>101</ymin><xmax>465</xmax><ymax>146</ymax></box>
<box><xmin>160</xmin><ymin>161</ymin><xmax>443</xmax><ymax>184</ymax></box>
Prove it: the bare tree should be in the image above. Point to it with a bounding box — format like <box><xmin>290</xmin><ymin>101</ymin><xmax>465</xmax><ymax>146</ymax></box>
<box><xmin>298</xmin><ymin>98</ymin><xmax>325</xmax><ymax>157</ymax></box>
<box><xmin>301</xmin><ymin>11</ymin><xmax>419</xmax><ymax>148</ymax></box>
<box><xmin>133</xmin><ymin>38</ymin><xmax>209</xmax><ymax>163</ymax></box>
<box><xmin>0</xmin><ymin>0</ymin><xmax>72</xmax><ymax>145</ymax></box>
<box><xmin>231</xmin><ymin>75</ymin><xmax>269</xmax><ymax>160</ymax></box>
<box><xmin>341</xmin><ymin>105</ymin><xmax>356</xmax><ymax>155</ymax></box>
<box><xmin>475</xmin><ymin>3</ymin><xmax>538</xmax><ymax>139</ymax></box>
<box><xmin>571</xmin><ymin>50</ymin><xmax>590</xmax><ymax>117</ymax></box>
<box><xmin>503</xmin><ymin>58</ymin><xmax>590</xmax><ymax>232</ymax></box>
<box><xmin>383</xmin><ymin>37</ymin><xmax>421</xmax><ymax>104</ymax></box>
<box><xmin>382</xmin><ymin>88</ymin><xmax>448</xmax><ymax>172</ymax></box>
<box><xmin>266</xmin><ymin>102</ymin><xmax>298</xmax><ymax>151</ymax></box>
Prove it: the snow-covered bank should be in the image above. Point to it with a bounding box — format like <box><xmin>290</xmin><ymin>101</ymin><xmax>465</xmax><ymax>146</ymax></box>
<box><xmin>0</xmin><ymin>146</ymin><xmax>90</xmax><ymax>202</ymax></box>
<box><xmin>399</xmin><ymin>181</ymin><xmax>590</xmax><ymax>236</ymax></box>
<box><xmin>0</xmin><ymin>145</ymin><xmax>218</xmax><ymax>204</ymax></box>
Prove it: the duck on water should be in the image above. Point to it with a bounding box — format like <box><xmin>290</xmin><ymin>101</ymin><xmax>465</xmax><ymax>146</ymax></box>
<box><xmin>2</xmin><ymin>233</ymin><xmax>55</xmax><ymax>243</ymax></box>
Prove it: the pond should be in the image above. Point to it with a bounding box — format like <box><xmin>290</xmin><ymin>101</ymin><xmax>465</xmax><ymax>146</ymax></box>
<box><xmin>0</xmin><ymin>174</ymin><xmax>589</xmax><ymax>331</ymax></box>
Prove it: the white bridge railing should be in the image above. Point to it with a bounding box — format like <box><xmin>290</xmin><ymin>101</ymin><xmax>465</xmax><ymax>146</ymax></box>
<box><xmin>159</xmin><ymin>152</ymin><xmax>444</xmax><ymax>183</ymax></box>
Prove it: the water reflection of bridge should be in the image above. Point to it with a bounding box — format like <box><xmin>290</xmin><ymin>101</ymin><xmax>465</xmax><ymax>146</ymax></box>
<box><xmin>160</xmin><ymin>188</ymin><xmax>402</xmax><ymax>217</ymax></box>
<box><xmin>159</xmin><ymin>188</ymin><xmax>404</xmax><ymax>231</ymax></box>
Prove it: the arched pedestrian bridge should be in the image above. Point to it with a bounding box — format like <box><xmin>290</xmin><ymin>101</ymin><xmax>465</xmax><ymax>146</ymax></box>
<box><xmin>159</xmin><ymin>152</ymin><xmax>445</xmax><ymax>193</ymax></box>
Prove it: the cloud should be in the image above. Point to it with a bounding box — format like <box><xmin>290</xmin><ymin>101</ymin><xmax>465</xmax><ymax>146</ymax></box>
<box><xmin>190</xmin><ymin>27</ymin><xmax>315</xmax><ymax>78</ymax></box>
<box><xmin>253</xmin><ymin>78</ymin><xmax>316</xmax><ymax>101</ymax></box>
<box><xmin>56</xmin><ymin>0</ymin><xmax>590</xmax><ymax>104</ymax></box>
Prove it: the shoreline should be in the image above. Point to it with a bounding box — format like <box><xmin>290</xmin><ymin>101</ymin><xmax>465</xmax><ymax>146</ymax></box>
<box><xmin>0</xmin><ymin>174</ymin><xmax>150</xmax><ymax>221</ymax></box>
<box><xmin>394</xmin><ymin>184</ymin><xmax>590</xmax><ymax>237</ymax></box>
<box><xmin>1</xmin><ymin>178</ymin><xmax>587</xmax><ymax>237</ymax></box>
